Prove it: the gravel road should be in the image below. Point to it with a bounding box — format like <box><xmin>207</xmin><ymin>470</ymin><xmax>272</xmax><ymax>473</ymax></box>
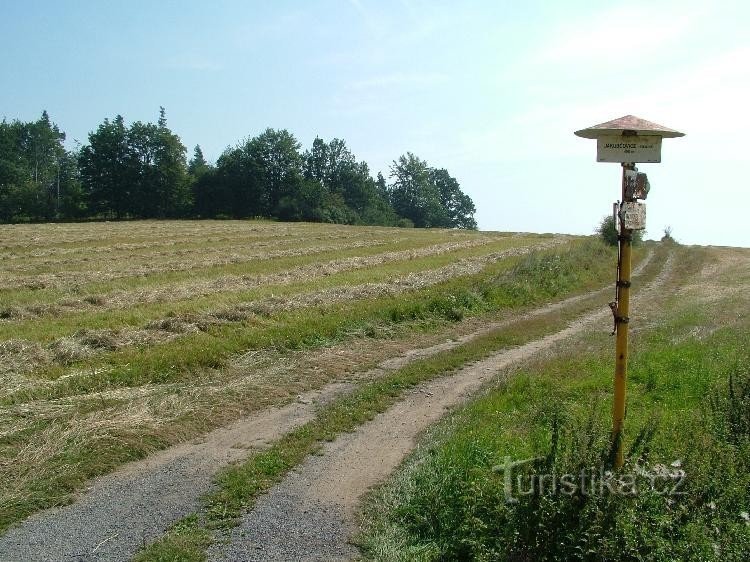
<box><xmin>209</xmin><ymin>254</ymin><xmax>671</xmax><ymax>561</ymax></box>
<box><xmin>0</xmin><ymin>384</ymin><xmax>343</xmax><ymax>562</ymax></box>
<box><xmin>207</xmin><ymin>301</ymin><xmax>614</xmax><ymax>561</ymax></box>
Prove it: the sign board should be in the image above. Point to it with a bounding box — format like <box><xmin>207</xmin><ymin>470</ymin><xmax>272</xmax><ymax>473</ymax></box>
<box><xmin>624</xmin><ymin>169</ymin><xmax>650</xmax><ymax>200</ymax></box>
<box><xmin>597</xmin><ymin>135</ymin><xmax>662</xmax><ymax>163</ymax></box>
<box><xmin>620</xmin><ymin>201</ymin><xmax>646</xmax><ymax>230</ymax></box>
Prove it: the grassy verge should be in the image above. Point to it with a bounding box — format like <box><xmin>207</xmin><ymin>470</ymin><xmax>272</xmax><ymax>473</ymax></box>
<box><xmin>134</xmin><ymin>243</ymin><xmax>667</xmax><ymax>561</ymax></box>
<box><xmin>357</xmin><ymin>248</ymin><xmax>749</xmax><ymax>561</ymax></box>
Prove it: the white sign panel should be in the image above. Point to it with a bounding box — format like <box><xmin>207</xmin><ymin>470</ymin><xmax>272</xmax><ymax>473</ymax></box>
<box><xmin>620</xmin><ymin>202</ymin><xmax>646</xmax><ymax>230</ymax></box>
<box><xmin>596</xmin><ymin>135</ymin><xmax>662</xmax><ymax>163</ymax></box>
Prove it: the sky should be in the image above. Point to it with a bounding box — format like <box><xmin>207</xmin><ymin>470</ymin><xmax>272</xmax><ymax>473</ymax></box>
<box><xmin>2</xmin><ymin>0</ymin><xmax>748</xmax><ymax>246</ymax></box>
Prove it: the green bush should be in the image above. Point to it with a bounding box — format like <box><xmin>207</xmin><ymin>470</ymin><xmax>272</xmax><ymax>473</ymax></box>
<box><xmin>662</xmin><ymin>226</ymin><xmax>676</xmax><ymax>243</ymax></box>
<box><xmin>597</xmin><ymin>215</ymin><xmax>643</xmax><ymax>247</ymax></box>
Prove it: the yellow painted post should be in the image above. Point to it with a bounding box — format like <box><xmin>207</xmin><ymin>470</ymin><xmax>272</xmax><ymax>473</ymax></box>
<box><xmin>612</xmin><ymin>163</ymin><xmax>634</xmax><ymax>468</ymax></box>
<box><xmin>574</xmin><ymin>116</ymin><xmax>685</xmax><ymax>469</ymax></box>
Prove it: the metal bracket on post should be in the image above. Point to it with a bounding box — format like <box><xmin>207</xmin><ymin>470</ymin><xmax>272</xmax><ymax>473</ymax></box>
<box><xmin>608</xmin><ymin>301</ymin><xmax>618</xmax><ymax>335</ymax></box>
<box><xmin>608</xmin><ymin>301</ymin><xmax>630</xmax><ymax>336</ymax></box>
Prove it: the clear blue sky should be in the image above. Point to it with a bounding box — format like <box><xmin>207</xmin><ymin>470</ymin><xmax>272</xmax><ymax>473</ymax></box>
<box><xmin>2</xmin><ymin>1</ymin><xmax>748</xmax><ymax>246</ymax></box>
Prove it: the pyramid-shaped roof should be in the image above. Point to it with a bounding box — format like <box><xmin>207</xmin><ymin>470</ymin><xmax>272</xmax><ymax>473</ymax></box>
<box><xmin>575</xmin><ymin>115</ymin><xmax>685</xmax><ymax>139</ymax></box>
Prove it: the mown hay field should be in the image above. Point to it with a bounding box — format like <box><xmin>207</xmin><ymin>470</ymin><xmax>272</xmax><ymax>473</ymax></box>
<box><xmin>0</xmin><ymin>219</ymin><xmax>610</xmax><ymax>532</ymax></box>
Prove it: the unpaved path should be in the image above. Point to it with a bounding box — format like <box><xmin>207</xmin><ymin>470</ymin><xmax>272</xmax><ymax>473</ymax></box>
<box><xmin>208</xmin><ymin>252</ymin><xmax>673</xmax><ymax>562</ymax></box>
<box><xmin>0</xmin><ymin>252</ymin><xmax>659</xmax><ymax>562</ymax></box>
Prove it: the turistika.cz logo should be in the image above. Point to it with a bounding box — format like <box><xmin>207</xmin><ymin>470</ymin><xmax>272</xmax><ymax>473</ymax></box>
<box><xmin>492</xmin><ymin>456</ymin><xmax>686</xmax><ymax>504</ymax></box>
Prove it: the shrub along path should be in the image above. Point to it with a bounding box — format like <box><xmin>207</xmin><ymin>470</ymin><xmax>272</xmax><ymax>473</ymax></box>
<box><xmin>0</xmin><ymin>249</ymin><xmax>663</xmax><ymax>562</ymax></box>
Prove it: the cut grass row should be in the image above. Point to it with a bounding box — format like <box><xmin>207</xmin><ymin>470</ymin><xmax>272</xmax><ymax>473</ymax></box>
<box><xmin>0</xmin><ymin>225</ymin><xmax>365</xmax><ymax>258</ymax></box>
<box><xmin>133</xmin><ymin>242</ymin><xmax>672</xmax><ymax>562</ymax></box>
<box><xmin>0</xmin><ymin>237</ymin><xmax>644</xmax><ymax>535</ymax></box>
<box><xmin>357</xmin><ymin>246</ymin><xmax>749</xmax><ymax>561</ymax></box>
<box><xmin>0</xmin><ymin>229</ymin><xmax>492</xmax><ymax>306</ymax></box>
<box><xmin>1</xmin><ymin>234</ymin><xmax>394</xmax><ymax>277</ymax></box>
<box><xmin>2</xmin><ymin>219</ymin><xmax>452</xmax><ymax>244</ymax></box>
<box><xmin>0</xmin><ymin>224</ymin><xmax>413</xmax><ymax>264</ymax></box>
<box><xmin>0</xmin><ymin>219</ymin><xmax>377</xmax><ymax>250</ymax></box>
<box><xmin>3</xmin><ymin>238</ymin><xmax>610</xmax><ymax>401</ymax></box>
<box><xmin>0</xmin><ymin>237</ymin><xmax>545</xmax><ymax>344</ymax></box>
<box><xmin>0</xmin><ymin>230</ymin><xmax>465</xmax><ymax>289</ymax></box>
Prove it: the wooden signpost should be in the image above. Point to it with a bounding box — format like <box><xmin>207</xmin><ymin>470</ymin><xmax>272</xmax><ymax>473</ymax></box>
<box><xmin>574</xmin><ymin>115</ymin><xmax>684</xmax><ymax>468</ymax></box>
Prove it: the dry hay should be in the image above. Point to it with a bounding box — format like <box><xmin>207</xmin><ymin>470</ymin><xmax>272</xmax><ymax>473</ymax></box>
<box><xmin>0</xmin><ymin>220</ymin><xmax>388</xmax><ymax>263</ymax></box>
<box><xmin>48</xmin><ymin>337</ymin><xmax>94</xmax><ymax>365</ymax></box>
<box><xmin>1</xmin><ymin>237</ymin><xmax>495</xmax><ymax>317</ymax></box>
<box><xmin>0</xmin><ymin>400</ymin><xmax>170</xmax><ymax>511</ymax></box>
<box><xmin>0</xmin><ymin>339</ymin><xmax>53</xmax><ymax>375</ymax></box>
<box><xmin>0</xmin><ymin>305</ymin><xmax>64</xmax><ymax>321</ymax></box>
<box><xmin>47</xmin><ymin>330</ymin><xmax>127</xmax><ymax>366</ymax></box>
<box><xmin>679</xmin><ymin>247</ymin><xmax>750</xmax><ymax>305</ymax></box>
<box><xmin>82</xmin><ymin>295</ymin><xmax>107</xmax><ymax>306</ymax></box>
<box><xmin>0</xmin><ymin>306</ymin><xmax>24</xmax><ymax>320</ymax></box>
<box><xmin>0</xmin><ymin>219</ymin><xmax>290</xmax><ymax>249</ymax></box>
<box><xmin>0</xmin><ymin>228</ymin><xmax>375</xmax><ymax>265</ymax></box>
<box><xmin>0</xmin><ymin>232</ymin><xmax>385</xmax><ymax>281</ymax></box>
<box><xmin>0</xmin><ymin>328</ymin><xmax>180</xmax><ymax>381</ymax></box>
<box><xmin>0</xmin><ymin>238</ymin><xmax>396</xmax><ymax>291</ymax></box>
<box><xmin>0</xmin><ymin>238</ymin><xmax>565</xmax><ymax>381</ymax></box>
<box><xmin>146</xmin><ymin>316</ymin><xmax>206</xmax><ymax>334</ymax></box>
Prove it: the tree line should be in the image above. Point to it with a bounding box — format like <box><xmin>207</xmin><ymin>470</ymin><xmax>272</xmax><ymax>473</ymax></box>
<box><xmin>0</xmin><ymin>110</ymin><xmax>477</xmax><ymax>229</ymax></box>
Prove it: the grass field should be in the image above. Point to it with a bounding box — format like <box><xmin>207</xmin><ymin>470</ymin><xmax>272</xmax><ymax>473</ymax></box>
<box><xmin>358</xmin><ymin>244</ymin><xmax>750</xmax><ymax>561</ymax></box>
<box><xmin>8</xmin><ymin>220</ymin><xmax>740</xmax><ymax>562</ymax></box>
<box><xmin>1</xmin><ymin>219</ymin><xmax>630</xmax><ymax>535</ymax></box>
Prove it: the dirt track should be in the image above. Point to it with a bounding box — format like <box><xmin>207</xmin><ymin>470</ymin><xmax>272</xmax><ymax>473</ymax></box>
<box><xmin>0</xmin><ymin>252</ymin><xmax>663</xmax><ymax>562</ymax></box>
<box><xmin>208</xmin><ymin>252</ymin><xmax>672</xmax><ymax>561</ymax></box>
